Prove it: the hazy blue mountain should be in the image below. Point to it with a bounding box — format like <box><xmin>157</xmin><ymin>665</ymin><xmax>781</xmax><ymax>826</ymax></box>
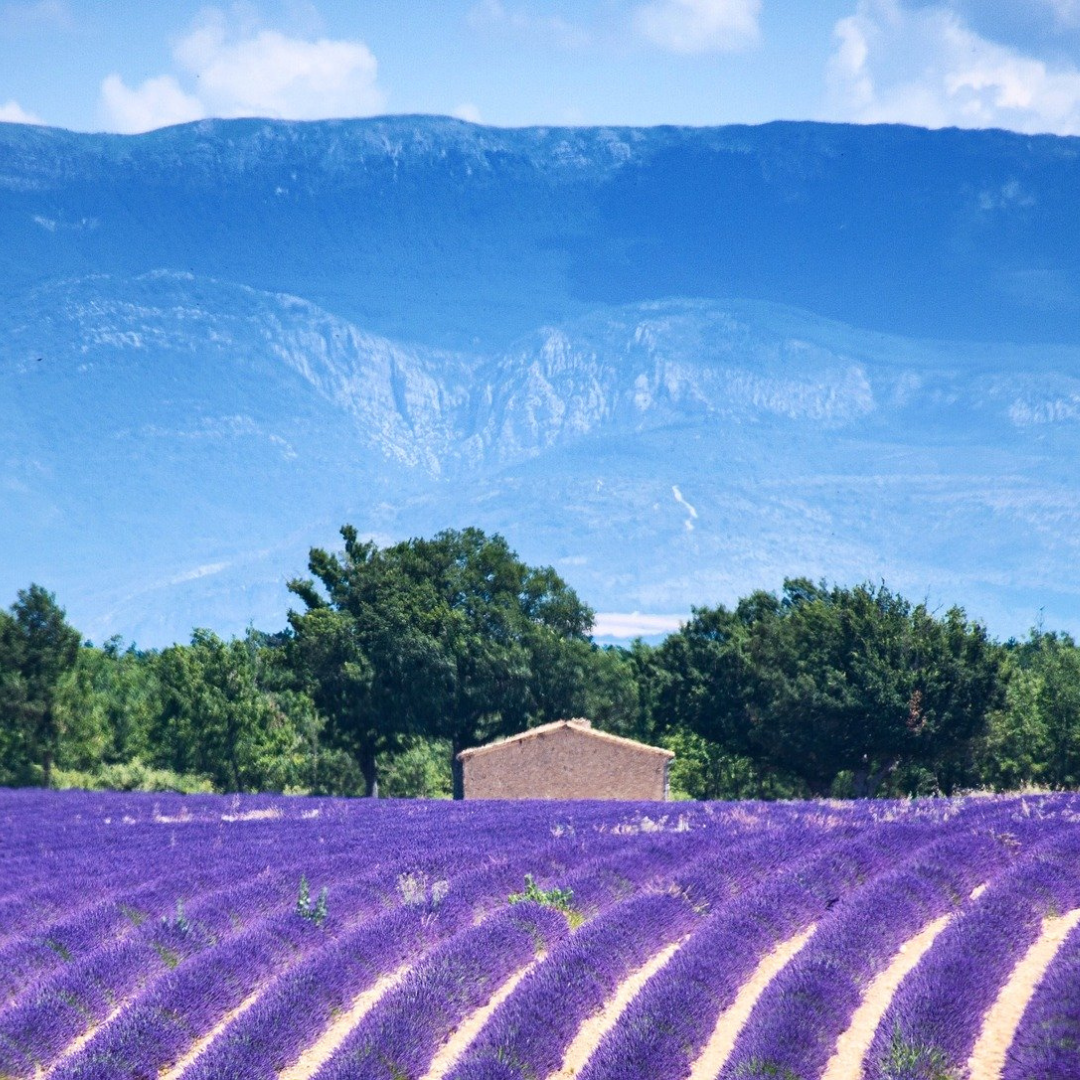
<box><xmin>2</xmin><ymin>117</ymin><xmax>1080</xmax><ymax>644</ymax></box>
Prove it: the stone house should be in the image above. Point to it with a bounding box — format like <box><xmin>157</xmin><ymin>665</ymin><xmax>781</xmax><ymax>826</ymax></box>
<box><xmin>457</xmin><ymin>718</ymin><xmax>674</xmax><ymax>800</ymax></box>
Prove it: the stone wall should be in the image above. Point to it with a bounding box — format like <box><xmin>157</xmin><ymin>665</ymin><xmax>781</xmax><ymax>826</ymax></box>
<box><xmin>460</xmin><ymin>722</ymin><xmax>670</xmax><ymax>800</ymax></box>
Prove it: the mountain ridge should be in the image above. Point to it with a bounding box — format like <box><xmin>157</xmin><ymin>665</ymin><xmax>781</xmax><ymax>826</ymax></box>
<box><xmin>3</xmin><ymin>117</ymin><xmax>1080</xmax><ymax>644</ymax></box>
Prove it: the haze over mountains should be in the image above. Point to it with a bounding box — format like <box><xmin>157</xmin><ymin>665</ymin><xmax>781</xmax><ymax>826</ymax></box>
<box><xmin>3</xmin><ymin>116</ymin><xmax>1080</xmax><ymax>645</ymax></box>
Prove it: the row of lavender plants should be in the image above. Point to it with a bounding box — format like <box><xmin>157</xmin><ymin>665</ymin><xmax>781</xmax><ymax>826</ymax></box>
<box><xmin>1004</xmin><ymin>918</ymin><xmax>1080</xmax><ymax>1080</ymax></box>
<box><xmin>3</xmin><ymin>789</ymin><xmax>1080</xmax><ymax>1080</ymax></box>
<box><xmin>865</xmin><ymin>825</ymin><xmax>1080</xmax><ymax>1080</ymax></box>
<box><xmin>183</xmin><ymin>829</ymin><xmax>728</xmax><ymax>1080</ymax></box>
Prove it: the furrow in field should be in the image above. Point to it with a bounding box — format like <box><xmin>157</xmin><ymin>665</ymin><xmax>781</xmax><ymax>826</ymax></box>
<box><xmin>279</xmin><ymin>965</ymin><xmax>413</xmax><ymax>1080</ymax></box>
<box><xmin>548</xmin><ymin>935</ymin><xmax>689</xmax><ymax>1080</ymax></box>
<box><xmin>157</xmin><ymin>982</ymin><xmax>267</xmax><ymax>1080</ymax></box>
<box><xmin>688</xmin><ymin>926</ymin><xmax>816</xmax><ymax>1080</ymax></box>
<box><xmin>445</xmin><ymin>891</ymin><xmax>707</xmax><ymax>1080</ymax></box>
<box><xmin>575</xmin><ymin>825</ymin><xmax>940</xmax><ymax>1080</ymax></box>
<box><xmin>820</xmin><ymin>914</ymin><xmax>952</xmax><ymax>1080</ymax></box>
<box><xmin>967</xmin><ymin>907</ymin><xmax>1080</xmax><ymax>1080</ymax></box>
<box><xmin>35</xmin><ymin>1003</ymin><xmax>125</xmax><ymax>1079</ymax></box>
<box><xmin>718</xmin><ymin>828</ymin><xmax>1020</xmax><ymax>1080</ymax></box>
<box><xmin>312</xmin><ymin>903</ymin><xmax>572</xmax><ymax>1080</ymax></box>
<box><xmin>0</xmin><ymin>858</ymin><xmax>360</xmax><ymax>1078</ymax></box>
<box><xmin>1001</xmin><ymin>918</ymin><xmax>1080</xmax><ymax>1080</ymax></box>
<box><xmin>864</xmin><ymin>829</ymin><xmax>1080</xmax><ymax>1080</ymax></box>
<box><xmin>181</xmin><ymin>853</ymin><xmax>575</xmax><ymax>1080</ymax></box>
<box><xmin>421</xmin><ymin>962</ymin><xmax>539</xmax><ymax>1080</ymax></box>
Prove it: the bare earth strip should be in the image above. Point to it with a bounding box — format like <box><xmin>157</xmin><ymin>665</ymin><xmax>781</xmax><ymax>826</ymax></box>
<box><xmin>38</xmin><ymin>1003</ymin><xmax>126</xmax><ymax>1079</ymax></box>
<box><xmin>820</xmin><ymin>914</ymin><xmax>952</xmax><ymax>1080</ymax></box>
<box><xmin>687</xmin><ymin>926</ymin><xmax>816</xmax><ymax>1080</ymax></box>
<box><xmin>158</xmin><ymin>985</ymin><xmax>267</xmax><ymax>1080</ymax></box>
<box><xmin>421</xmin><ymin>961</ymin><xmax>539</xmax><ymax>1080</ymax></box>
<box><xmin>277</xmin><ymin>966</ymin><xmax>411</xmax><ymax>1080</ymax></box>
<box><xmin>547</xmin><ymin>936</ymin><xmax>689</xmax><ymax>1080</ymax></box>
<box><xmin>967</xmin><ymin>907</ymin><xmax>1080</xmax><ymax>1080</ymax></box>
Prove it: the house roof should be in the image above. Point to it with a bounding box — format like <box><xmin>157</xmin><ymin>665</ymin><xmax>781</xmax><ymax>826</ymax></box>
<box><xmin>456</xmin><ymin>718</ymin><xmax>675</xmax><ymax>760</ymax></box>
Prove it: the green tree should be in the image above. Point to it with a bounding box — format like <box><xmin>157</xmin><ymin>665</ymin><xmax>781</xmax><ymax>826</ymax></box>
<box><xmin>978</xmin><ymin>630</ymin><xmax>1080</xmax><ymax>791</ymax></box>
<box><xmin>0</xmin><ymin>585</ymin><xmax>82</xmax><ymax>786</ymax></box>
<box><xmin>287</xmin><ymin>529</ymin><xmax>449</xmax><ymax>797</ymax></box>
<box><xmin>287</xmin><ymin>526</ymin><xmax>594</xmax><ymax>798</ymax></box>
<box><xmin>653</xmin><ymin>579</ymin><xmax>1004</xmax><ymax>797</ymax></box>
<box><xmin>387</xmin><ymin>528</ymin><xmax>594</xmax><ymax>797</ymax></box>
<box><xmin>53</xmin><ymin>637</ymin><xmax>162</xmax><ymax>772</ymax></box>
<box><xmin>151</xmin><ymin>629</ymin><xmax>315</xmax><ymax>792</ymax></box>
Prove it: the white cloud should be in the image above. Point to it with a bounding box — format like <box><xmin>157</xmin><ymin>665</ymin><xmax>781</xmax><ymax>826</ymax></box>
<box><xmin>169</xmin><ymin>561</ymin><xmax>230</xmax><ymax>586</ymax></box>
<box><xmin>593</xmin><ymin>612</ymin><xmax>687</xmax><ymax>638</ymax></box>
<box><xmin>452</xmin><ymin>102</ymin><xmax>483</xmax><ymax>124</ymax></box>
<box><xmin>97</xmin><ymin>8</ymin><xmax>385</xmax><ymax>134</ymax></box>
<box><xmin>0</xmin><ymin>0</ymin><xmax>73</xmax><ymax>33</ymax></box>
<box><xmin>99</xmin><ymin>74</ymin><xmax>206</xmax><ymax>135</ymax></box>
<box><xmin>634</xmin><ymin>0</ymin><xmax>761</xmax><ymax>54</ymax></box>
<box><xmin>174</xmin><ymin>11</ymin><xmax>384</xmax><ymax>119</ymax></box>
<box><xmin>0</xmin><ymin>98</ymin><xmax>43</xmax><ymax>124</ymax></box>
<box><xmin>1045</xmin><ymin>0</ymin><xmax>1080</xmax><ymax>29</ymax></box>
<box><xmin>467</xmin><ymin>0</ymin><xmax>590</xmax><ymax>47</ymax></box>
<box><xmin>826</xmin><ymin>0</ymin><xmax>1080</xmax><ymax>134</ymax></box>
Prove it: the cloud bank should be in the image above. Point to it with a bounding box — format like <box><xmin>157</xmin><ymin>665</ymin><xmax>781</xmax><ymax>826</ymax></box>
<box><xmin>593</xmin><ymin>612</ymin><xmax>687</xmax><ymax>638</ymax></box>
<box><xmin>634</xmin><ymin>0</ymin><xmax>761</xmax><ymax>53</ymax></box>
<box><xmin>0</xmin><ymin>99</ymin><xmax>42</xmax><ymax>124</ymax></box>
<box><xmin>826</xmin><ymin>0</ymin><xmax>1080</xmax><ymax>135</ymax></box>
<box><xmin>99</xmin><ymin>8</ymin><xmax>385</xmax><ymax>134</ymax></box>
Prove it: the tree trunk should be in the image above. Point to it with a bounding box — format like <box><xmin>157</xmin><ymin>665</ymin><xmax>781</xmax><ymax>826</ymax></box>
<box><xmin>451</xmin><ymin>734</ymin><xmax>465</xmax><ymax>801</ymax></box>
<box><xmin>853</xmin><ymin>758</ymin><xmax>899</xmax><ymax>798</ymax></box>
<box><xmin>42</xmin><ymin>748</ymin><xmax>53</xmax><ymax>789</ymax></box>
<box><xmin>360</xmin><ymin>750</ymin><xmax>379</xmax><ymax>798</ymax></box>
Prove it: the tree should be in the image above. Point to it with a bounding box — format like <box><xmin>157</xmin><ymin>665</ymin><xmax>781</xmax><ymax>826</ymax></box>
<box><xmin>286</xmin><ymin>526</ymin><xmax>594</xmax><ymax>798</ymax></box>
<box><xmin>0</xmin><ymin>585</ymin><xmax>81</xmax><ymax>787</ymax></box>
<box><xmin>151</xmin><ymin>629</ymin><xmax>316</xmax><ymax>792</ymax></box>
<box><xmin>978</xmin><ymin>630</ymin><xmax>1080</xmax><ymax>791</ymax></box>
<box><xmin>385</xmin><ymin>528</ymin><xmax>594</xmax><ymax>797</ymax></box>
<box><xmin>652</xmin><ymin>579</ymin><xmax>1004</xmax><ymax>797</ymax></box>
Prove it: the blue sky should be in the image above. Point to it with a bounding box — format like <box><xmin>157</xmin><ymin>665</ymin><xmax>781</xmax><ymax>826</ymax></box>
<box><xmin>2</xmin><ymin>0</ymin><xmax>1080</xmax><ymax>134</ymax></box>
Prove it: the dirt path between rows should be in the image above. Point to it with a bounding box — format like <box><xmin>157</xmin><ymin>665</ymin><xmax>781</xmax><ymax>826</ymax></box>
<box><xmin>547</xmin><ymin>936</ymin><xmax>689</xmax><ymax>1080</ymax></box>
<box><xmin>158</xmin><ymin>986</ymin><xmax>266</xmax><ymax>1080</ymax></box>
<box><xmin>422</xmin><ymin>962</ymin><xmax>538</xmax><ymax>1080</ymax></box>
<box><xmin>278</xmin><ymin>966</ymin><xmax>411</xmax><ymax>1080</ymax></box>
<box><xmin>967</xmin><ymin>907</ymin><xmax>1080</xmax><ymax>1080</ymax></box>
<box><xmin>686</xmin><ymin>926</ymin><xmax>816</xmax><ymax>1080</ymax></box>
<box><xmin>820</xmin><ymin>914</ymin><xmax>952</xmax><ymax>1080</ymax></box>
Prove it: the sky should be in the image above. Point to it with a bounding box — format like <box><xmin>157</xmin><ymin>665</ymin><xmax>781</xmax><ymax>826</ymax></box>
<box><xmin>2</xmin><ymin>0</ymin><xmax>1080</xmax><ymax>135</ymax></box>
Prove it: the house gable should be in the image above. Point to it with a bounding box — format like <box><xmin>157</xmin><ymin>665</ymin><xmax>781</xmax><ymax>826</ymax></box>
<box><xmin>458</xmin><ymin>719</ymin><xmax>673</xmax><ymax>800</ymax></box>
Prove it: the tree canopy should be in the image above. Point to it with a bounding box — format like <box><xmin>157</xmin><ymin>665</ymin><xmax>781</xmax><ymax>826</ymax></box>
<box><xmin>4</xmin><ymin>550</ymin><xmax>1075</xmax><ymax>802</ymax></box>
<box><xmin>287</xmin><ymin>526</ymin><xmax>594</xmax><ymax>796</ymax></box>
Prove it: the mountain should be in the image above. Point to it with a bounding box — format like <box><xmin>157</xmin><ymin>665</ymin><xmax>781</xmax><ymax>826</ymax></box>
<box><xmin>2</xmin><ymin>117</ymin><xmax>1080</xmax><ymax>645</ymax></box>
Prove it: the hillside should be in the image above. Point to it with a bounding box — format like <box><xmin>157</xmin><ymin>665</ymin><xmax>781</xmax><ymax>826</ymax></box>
<box><xmin>2</xmin><ymin>118</ymin><xmax>1080</xmax><ymax>643</ymax></box>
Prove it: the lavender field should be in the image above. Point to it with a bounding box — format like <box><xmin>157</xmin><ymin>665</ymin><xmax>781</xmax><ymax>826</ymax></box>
<box><xmin>2</xmin><ymin>791</ymin><xmax>1080</xmax><ymax>1080</ymax></box>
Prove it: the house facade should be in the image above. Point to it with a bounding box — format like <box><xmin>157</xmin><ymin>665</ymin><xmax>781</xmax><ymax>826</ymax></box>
<box><xmin>457</xmin><ymin>718</ymin><xmax>674</xmax><ymax>800</ymax></box>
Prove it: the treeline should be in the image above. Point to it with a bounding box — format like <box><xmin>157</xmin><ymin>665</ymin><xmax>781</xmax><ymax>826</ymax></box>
<box><xmin>2</xmin><ymin>526</ymin><xmax>1079</xmax><ymax>800</ymax></box>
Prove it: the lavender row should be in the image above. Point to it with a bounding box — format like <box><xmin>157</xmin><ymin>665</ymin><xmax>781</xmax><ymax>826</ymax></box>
<box><xmin>576</xmin><ymin>824</ymin><xmax>942</xmax><ymax>1080</ymax></box>
<box><xmin>0</xmin><ymin>826</ymin><xmax>505</xmax><ymax>1013</ymax></box>
<box><xmin>718</xmin><ymin>826</ymin><xmax>1023</xmax><ymax>1080</ymax></box>
<box><xmin>0</xmin><ymin>856</ymin><xmax>318</xmax><ymax>1013</ymax></box>
<box><xmin>314</xmin><ymin>902</ymin><xmax>570</xmax><ymax>1080</ymax></box>
<box><xmin>447</xmin><ymin>890</ymin><xmax>703</xmax><ymax>1080</ymax></box>
<box><xmin>865</xmin><ymin>827</ymin><xmax>1080</xmax><ymax>1080</ymax></box>
<box><xmin>0</xmin><ymin>854</ymin><xmax>429</xmax><ymax>1078</ymax></box>
<box><xmin>183</xmin><ymin>831</ymin><xmax>723</xmax><ymax>1080</ymax></box>
<box><xmin>1003</xmin><ymin>919</ymin><xmax>1080</xmax><ymax>1080</ymax></box>
<box><xmin>451</xmin><ymin>821</ymin><xmax>860</xmax><ymax>1080</ymax></box>
<box><xmin>49</xmin><ymin>913</ymin><xmax>325</xmax><ymax>1080</ymax></box>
